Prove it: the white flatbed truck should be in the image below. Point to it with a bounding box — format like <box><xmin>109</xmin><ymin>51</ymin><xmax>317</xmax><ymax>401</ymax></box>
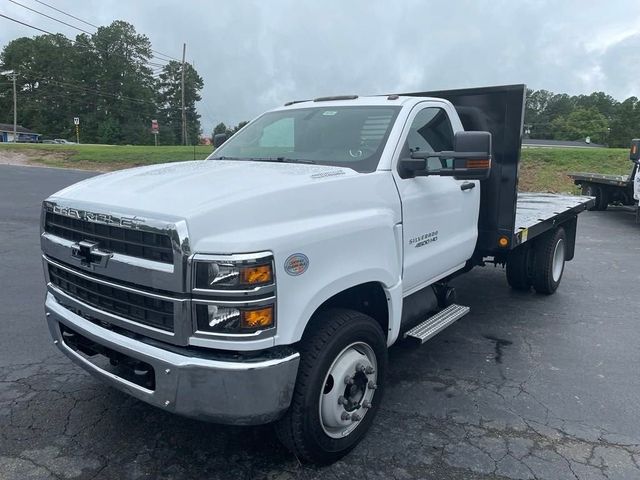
<box><xmin>41</xmin><ymin>85</ymin><xmax>593</xmax><ymax>463</ymax></box>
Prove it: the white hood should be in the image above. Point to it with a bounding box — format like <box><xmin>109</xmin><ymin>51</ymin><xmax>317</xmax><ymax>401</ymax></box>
<box><xmin>49</xmin><ymin>160</ymin><xmax>400</xmax><ymax>253</ymax></box>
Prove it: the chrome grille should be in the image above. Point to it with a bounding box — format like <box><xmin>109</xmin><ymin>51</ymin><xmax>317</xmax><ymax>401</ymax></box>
<box><xmin>44</xmin><ymin>211</ymin><xmax>173</xmax><ymax>264</ymax></box>
<box><xmin>48</xmin><ymin>263</ymin><xmax>175</xmax><ymax>332</ymax></box>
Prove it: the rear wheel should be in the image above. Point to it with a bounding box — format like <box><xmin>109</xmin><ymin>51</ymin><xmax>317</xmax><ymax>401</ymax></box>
<box><xmin>275</xmin><ymin>309</ymin><xmax>387</xmax><ymax>464</ymax></box>
<box><xmin>532</xmin><ymin>227</ymin><xmax>566</xmax><ymax>294</ymax></box>
<box><xmin>506</xmin><ymin>244</ymin><xmax>532</xmax><ymax>290</ymax></box>
<box><xmin>583</xmin><ymin>184</ymin><xmax>608</xmax><ymax>210</ymax></box>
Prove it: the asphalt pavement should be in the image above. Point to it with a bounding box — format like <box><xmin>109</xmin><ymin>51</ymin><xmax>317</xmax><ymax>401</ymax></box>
<box><xmin>1</xmin><ymin>164</ymin><xmax>639</xmax><ymax>480</ymax></box>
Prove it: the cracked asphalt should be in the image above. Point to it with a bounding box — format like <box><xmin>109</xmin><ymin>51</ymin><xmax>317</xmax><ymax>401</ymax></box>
<box><xmin>1</xmin><ymin>164</ymin><xmax>639</xmax><ymax>479</ymax></box>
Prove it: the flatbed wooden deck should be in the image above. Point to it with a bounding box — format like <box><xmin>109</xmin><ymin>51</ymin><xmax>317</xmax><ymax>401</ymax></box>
<box><xmin>513</xmin><ymin>193</ymin><xmax>594</xmax><ymax>244</ymax></box>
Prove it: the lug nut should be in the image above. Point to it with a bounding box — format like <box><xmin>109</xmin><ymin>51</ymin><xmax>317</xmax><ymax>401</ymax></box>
<box><xmin>351</xmin><ymin>413</ymin><xmax>361</xmax><ymax>421</ymax></box>
<box><xmin>368</xmin><ymin>381</ymin><xmax>377</xmax><ymax>390</ymax></box>
<box><xmin>356</xmin><ymin>363</ymin><xmax>366</xmax><ymax>373</ymax></box>
<box><xmin>338</xmin><ymin>396</ymin><xmax>348</xmax><ymax>406</ymax></box>
<box><xmin>365</xmin><ymin>366</ymin><xmax>375</xmax><ymax>374</ymax></box>
<box><xmin>362</xmin><ymin>400</ymin><xmax>372</xmax><ymax>409</ymax></box>
<box><xmin>341</xmin><ymin>412</ymin><xmax>351</xmax><ymax>421</ymax></box>
<box><xmin>344</xmin><ymin>375</ymin><xmax>354</xmax><ymax>385</ymax></box>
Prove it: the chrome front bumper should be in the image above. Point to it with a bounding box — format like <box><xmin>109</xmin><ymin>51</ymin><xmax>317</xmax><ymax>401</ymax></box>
<box><xmin>45</xmin><ymin>292</ymin><xmax>300</xmax><ymax>425</ymax></box>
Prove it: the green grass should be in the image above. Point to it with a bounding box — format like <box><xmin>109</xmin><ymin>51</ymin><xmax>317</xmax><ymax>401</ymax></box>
<box><xmin>0</xmin><ymin>143</ymin><xmax>214</xmax><ymax>170</ymax></box>
<box><xmin>519</xmin><ymin>147</ymin><xmax>633</xmax><ymax>193</ymax></box>
<box><xmin>1</xmin><ymin>143</ymin><xmax>635</xmax><ymax>193</ymax></box>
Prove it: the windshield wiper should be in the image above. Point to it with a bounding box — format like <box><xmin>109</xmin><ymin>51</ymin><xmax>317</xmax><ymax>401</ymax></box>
<box><xmin>248</xmin><ymin>157</ymin><xmax>316</xmax><ymax>164</ymax></box>
<box><xmin>211</xmin><ymin>156</ymin><xmax>316</xmax><ymax>164</ymax></box>
<box><xmin>211</xmin><ymin>157</ymin><xmax>316</xmax><ymax>164</ymax></box>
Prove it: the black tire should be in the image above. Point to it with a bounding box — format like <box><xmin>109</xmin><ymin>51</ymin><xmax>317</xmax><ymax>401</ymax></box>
<box><xmin>582</xmin><ymin>184</ymin><xmax>599</xmax><ymax>211</ymax></box>
<box><xmin>506</xmin><ymin>244</ymin><xmax>532</xmax><ymax>291</ymax></box>
<box><xmin>595</xmin><ymin>186</ymin><xmax>609</xmax><ymax>210</ymax></box>
<box><xmin>532</xmin><ymin>227</ymin><xmax>566</xmax><ymax>295</ymax></box>
<box><xmin>583</xmin><ymin>184</ymin><xmax>608</xmax><ymax>211</ymax></box>
<box><xmin>275</xmin><ymin>308</ymin><xmax>387</xmax><ymax>464</ymax></box>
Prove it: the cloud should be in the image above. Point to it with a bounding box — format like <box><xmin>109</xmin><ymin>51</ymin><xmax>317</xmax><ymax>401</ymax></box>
<box><xmin>1</xmin><ymin>0</ymin><xmax>640</xmax><ymax>133</ymax></box>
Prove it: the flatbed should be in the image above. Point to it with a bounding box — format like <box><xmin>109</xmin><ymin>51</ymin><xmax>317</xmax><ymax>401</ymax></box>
<box><xmin>568</xmin><ymin>146</ymin><xmax>639</xmax><ymax>211</ymax></box>
<box><xmin>569</xmin><ymin>172</ymin><xmax>632</xmax><ymax>188</ymax></box>
<box><xmin>513</xmin><ymin>193</ymin><xmax>594</xmax><ymax>245</ymax></box>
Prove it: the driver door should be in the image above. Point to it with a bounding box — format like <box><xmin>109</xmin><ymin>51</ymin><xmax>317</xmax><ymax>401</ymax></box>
<box><xmin>393</xmin><ymin>103</ymin><xmax>480</xmax><ymax>294</ymax></box>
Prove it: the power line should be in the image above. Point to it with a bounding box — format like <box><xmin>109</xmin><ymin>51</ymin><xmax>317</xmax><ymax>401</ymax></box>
<box><xmin>9</xmin><ymin>72</ymin><xmax>160</xmax><ymax>108</ymax></box>
<box><xmin>0</xmin><ymin>11</ymin><xmax>56</xmax><ymax>35</ymax></box>
<box><xmin>29</xmin><ymin>0</ymin><xmax>181</xmax><ymax>62</ymax></box>
<box><xmin>32</xmin><ymin>0</ymin><xmax>99</xmax><ymax>29</ymax></box>
<box><xmin>8</xmin><ymin>0</ymin><xmax>93</xmax><ymax>35</ymax></box>
<box><xmin>45</xmin><ymin>79</ymin><xmax>158</xmax><ymax>106</ymax></box>
<box><xmin>0</xmin><ymin>11</ymin><xmax>169</xmax><ymax>70</ymax></box>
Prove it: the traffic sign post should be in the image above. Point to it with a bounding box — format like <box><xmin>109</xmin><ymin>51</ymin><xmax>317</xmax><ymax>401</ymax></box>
<box><xmin>151</xmin><ymin>119</ymin><xmax>159</xmax><ymax>147</ymax></box>
<box><xmin>74</xmin><ymin>117</ymin><xmax>80</xmax><ymax>144</ymax></box>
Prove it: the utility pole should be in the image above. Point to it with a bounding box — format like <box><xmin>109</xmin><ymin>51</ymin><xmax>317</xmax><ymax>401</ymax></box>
<box><xmin>181</xmin><ymin>43</ymin><xmax>187</xmax><ymax>146</ymax></box>
<box><xmin>11</xmin><ymin>73</ymin><xmax>16</xmax><ymax>143</ymax></box>
<box><xmin>2</xmin><ymin>70</ymin><xmax>17</xmax><ymax>142</ymax></box>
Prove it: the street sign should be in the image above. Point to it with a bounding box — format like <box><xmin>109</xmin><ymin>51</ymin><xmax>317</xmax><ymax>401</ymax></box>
<box><xmin>151</xmin><ymin>119</ymin><xmax>159</xmax><ymax>146</ymax></box>
<box><xmin>73</xmin><ymin>117</ymin><xmax>80</xmax><ymax>125</ymax></box>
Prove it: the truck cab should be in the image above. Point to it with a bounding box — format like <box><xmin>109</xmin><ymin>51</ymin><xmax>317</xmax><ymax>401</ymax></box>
<box><xmin>41</xmin><ymin>85</ymin><xmax>592</xmax><ymax>463</ymax></box>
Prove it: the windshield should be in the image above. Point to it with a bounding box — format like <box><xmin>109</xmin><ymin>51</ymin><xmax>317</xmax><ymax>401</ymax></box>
<box><xmin>208</xmin><ymin>106</ymin><xmax>401</xmax><ymax>173</ymax></box>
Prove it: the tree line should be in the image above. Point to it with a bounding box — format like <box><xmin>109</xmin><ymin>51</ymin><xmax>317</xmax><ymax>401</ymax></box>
<box><xmin>0</xmin><ymin>21</ymin><xmax>203</xmax><ymax>145</ymax></box>
<box><xmin>2</xmin><ymin>23</ymin><xmax>639</xmax><ymax>149</ymax></box>
<box><xmin>217</xmin><ymin>90</ymin><xmax>640</xmax><ymax>149</ymax></box>
<box><xmin>525</xmin><ymin>89</ymin><xmax>640</xmax><ymax>147</ymax></box>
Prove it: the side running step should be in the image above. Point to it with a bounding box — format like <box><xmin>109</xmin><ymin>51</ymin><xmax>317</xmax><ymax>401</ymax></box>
<box><xmin>404</xmin><ymin>304</ymin><xmax>470</xmax><ymax>344</ymax></box>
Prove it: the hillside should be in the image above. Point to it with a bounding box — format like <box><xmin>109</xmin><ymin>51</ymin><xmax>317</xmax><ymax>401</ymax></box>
<box><xmin>0</xmin><ymin>144</ymin><xmax>633</xmax><ymax>193</ymax></box>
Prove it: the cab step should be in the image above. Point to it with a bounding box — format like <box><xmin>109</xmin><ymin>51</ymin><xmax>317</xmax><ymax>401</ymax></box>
<box><xmin>404</xmin><ymin>304</ymin><xmax>470</xmax><ymax>344</ymax></box>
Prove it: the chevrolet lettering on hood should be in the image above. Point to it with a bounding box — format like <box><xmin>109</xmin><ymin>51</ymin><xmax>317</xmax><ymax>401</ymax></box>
<box><xmin>44</xmin><ymin>202</ymin><xmax>144</xmax><ymax>229</ymax></box>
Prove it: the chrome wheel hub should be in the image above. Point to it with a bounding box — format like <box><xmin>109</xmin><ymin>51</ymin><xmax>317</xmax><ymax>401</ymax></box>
<box><xmin>319</xmin><ymin>342</ymin><xmax>377</xmax><ymax>438</ymax></box>
<box><xmin>552</xmin><ymin>238</ymin><xmax>565</xmax><ymax>282</ymax></box>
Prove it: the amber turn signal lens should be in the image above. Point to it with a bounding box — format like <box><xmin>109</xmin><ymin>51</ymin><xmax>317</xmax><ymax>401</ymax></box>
<box><xmin>498</xmin><ymin>236</ymin><xmax>509</xmax><ymax>247</ymax></box>
<box><xmin>467</xmin><ymin>159</ymin><xmax>491</xmax><ymax>169</ymax></box>
<box><xmin>240</xmin><ymin>264</ymin><xmax>273</xmax><ymax>285</ymax></box>
<box><xmin>241</xmin><ymin>306</ymin><xmax>274</xmax><ymax>329</ymax></box>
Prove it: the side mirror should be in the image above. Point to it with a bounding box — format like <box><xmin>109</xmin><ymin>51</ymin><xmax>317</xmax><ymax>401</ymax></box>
<box><xmin>213</xmin><ymin>133</ymin><xmax>228</xmax><ymax>148</ymax></box>
<box><xmin>630</xmin><ymin>139</ymin><xmax>640</xmax><ymax>162</ymax></box>
<box><xmin>399</xmin><ymin>131</ymin><xmax>492</xmax><ymax>180</ymax></box>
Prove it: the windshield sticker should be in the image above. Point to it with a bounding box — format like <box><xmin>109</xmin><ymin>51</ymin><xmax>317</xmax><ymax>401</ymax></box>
<box><xmin>322</xmin><ymin>111</ymin><xmax>338</xmax><ymax>116</ymax></box>
<box><xmin>285</xmin><ymin>253</ymin><xmax>309</xmax><ymax>276</ymax></box>
<box><xmin>409</xmin><ymin>231</ymin><xmax>438</xmax><ymax>248</ymax></box>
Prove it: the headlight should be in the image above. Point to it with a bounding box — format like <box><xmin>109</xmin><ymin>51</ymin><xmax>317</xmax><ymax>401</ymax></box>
<box><xmin>192</xmin><ymin>253</ymin><xmax>276</xmax><ymax>336</ymax></box>
<box><xmin>194</xmin><ymin>257</ymin><xmax>274</xmax><ymax>290</ymax></box>
<box><xmin>195</xmin><ymin>304</ymin><xmax>275</xmax><ymax>333</ymax></box>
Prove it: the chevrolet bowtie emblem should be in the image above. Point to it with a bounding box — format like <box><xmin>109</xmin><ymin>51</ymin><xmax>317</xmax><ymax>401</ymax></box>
<box><xmin>71</xmin><ymin>240</ymin><xmax>112</xmax><ymax>269</ymax></box>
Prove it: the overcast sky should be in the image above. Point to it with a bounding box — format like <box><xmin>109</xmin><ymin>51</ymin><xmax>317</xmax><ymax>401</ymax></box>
<box><xmin>2</xmin><ymin>0</ymin><xmax>640</xmax><ymax>134</ymax></box>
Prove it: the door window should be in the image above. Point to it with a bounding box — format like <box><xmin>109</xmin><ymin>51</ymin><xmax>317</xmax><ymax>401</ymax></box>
<box><xmin>405</xmin><ymin>107</ymin><xmax>455</xmax><ymax>170</ymax></box>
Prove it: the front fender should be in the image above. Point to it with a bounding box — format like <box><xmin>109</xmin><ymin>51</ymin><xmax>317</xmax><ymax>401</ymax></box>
<box><xmin>271</xmin><ymin>211</ymin><xmax>403</xmax><ymax>346</ymax></box>
<box><xmin>285</xmin><ymin>270</ymin><xmax>403</xmax><ymax>347</ymax></box>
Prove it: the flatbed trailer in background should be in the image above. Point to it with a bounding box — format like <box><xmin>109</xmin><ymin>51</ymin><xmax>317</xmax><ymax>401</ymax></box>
<box><xmin>569</xmin><ymin>139</ymin><xmax>640</xmax><ymax>211</ymax></box>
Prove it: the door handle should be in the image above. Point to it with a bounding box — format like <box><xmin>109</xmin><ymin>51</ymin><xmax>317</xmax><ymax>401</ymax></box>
<box><xmin>460</xmin><ymin>182</ymin><xmax>476</xmax><ymax>191</ymax></box>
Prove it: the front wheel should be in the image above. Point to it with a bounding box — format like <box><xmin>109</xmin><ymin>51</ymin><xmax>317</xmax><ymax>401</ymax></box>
<box><xmin>275</xmin><ymin>309</ymin><xmax>387</xmax><ymax>464</ymax></box>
